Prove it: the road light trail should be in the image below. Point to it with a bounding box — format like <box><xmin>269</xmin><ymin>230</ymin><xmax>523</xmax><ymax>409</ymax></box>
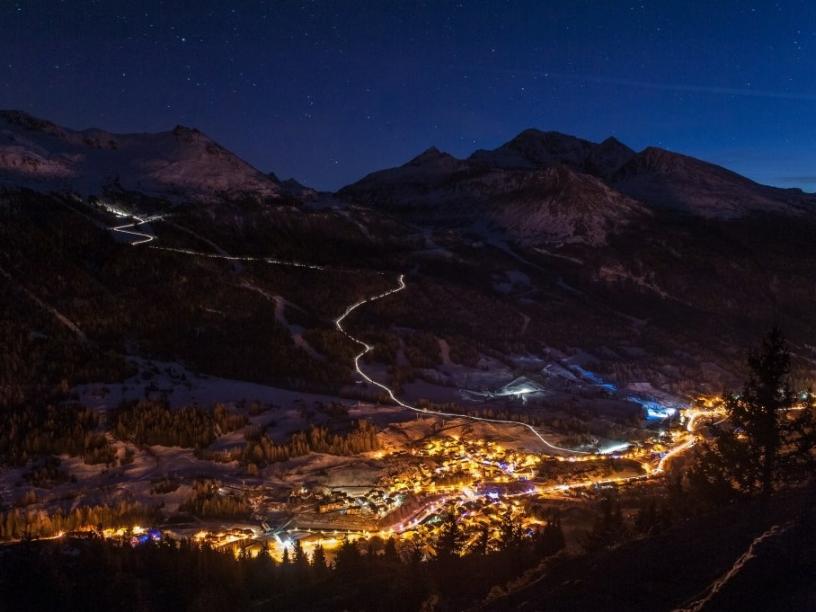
<box><xmin>149</xmin><ymin>246</ymin><xmax>326</xmax><ymax>270</ymax></box>
<box><xmin>673</xmin><ymin>523</ymin><xmax>792</xmax><ymax>612</ymax></box>
<box><xmin>334</xmin><ymin>273</ymin><xmax>588</xmax><ymax>456</ymax></box>
<box><xmin>655</xmin><ymin>406</ymin><xmax>727</xmax><ymax>474</ymax></box>
<box><xmin>110</xmin><ymin>214</ymin><xmax>162</xmax><ymax>246</ymax></box>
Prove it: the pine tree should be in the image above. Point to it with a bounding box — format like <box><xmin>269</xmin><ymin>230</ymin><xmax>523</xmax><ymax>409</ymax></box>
<box><xmin>434</xmin><ymin>512</ymin><xmax>465</xmax><ymax>561</ymax></box>
<box><xmin>311</xmin><ymin>543</ymin><xmax>329</xmax><ymax>580</ymax></box>
<box><xmin>383</xmin><ymin>537</ymin><xmax>399</xmax><ymax>564</ymax></box>
<box><xmin>292</xmin><ymin>539</ymin><xmax>309</xmax><ymax>581</ymax></box>
<box><xmin>334</xmin><ymin>537</ymin><xmax>362</xmax><ymax>577</ymax></box>
<box><xmin>475</xmin><ymin>523</ymin><xmax>491</xmax><ymax>556</ymax></box>
<box><xmin>498</xmin><ymin>508</ymin><xmax>523</xmax><ymax>550</ymax></box>
<box><xmin>689</xmin><ymin>327</ymin><xmax>816</xmax><ymax>502</ymax></box>
<box><xmin>535</xmin><ymin>512</ymin><xmax>565</xmax><ymax>556</ymax></box>
<box><xmin>583</xmin><ymin>490</ymin><xmax>625</xmax><ymax>551</ymax></box>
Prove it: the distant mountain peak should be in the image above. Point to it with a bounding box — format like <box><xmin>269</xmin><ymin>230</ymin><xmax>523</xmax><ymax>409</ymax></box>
<box><xmin>341</xmin><ymin>126</ymin><xmax>814</xmax><ymax>229</ymax></box>
<box><xmin>0</xmin><ymin>110</ymin><xmax>64</xmax><ymax>136</ymax></box>
<box><xmin>612</xmin><ymin>145</ymin><xmax>814</xmax><ymax>217</ymax></box>
<box><xmin>508</xmin><ymin>128</ymin><xmax>588</xmax><ymax>145</ymax></box>
<box><xmin>588</xmin><ymin>136</ymin><xmax>636</xmax><ymax>178</ymax></box>
<box><xmin>0</xmin><ymin>111</ymin><xmax>281</xmax><ymax>202</ymax></box>
<box><xmin>600</xmin><ymin>135</ymin><xmax>624</xmax><ymax>146</ymax></box>
<box><xmin>470</xmin><ymin>129</ymin><xmax>596</xmax><ymax>170</ymax></box>
<box><xmin>172</xmin><ymin>124</ymin><xmax>203</xmax><ymax>137</ymax></box>
<box><xmin>407</xmin><ymin>146</ymin><xmax>457</xmax><ymax>166</ymax></box>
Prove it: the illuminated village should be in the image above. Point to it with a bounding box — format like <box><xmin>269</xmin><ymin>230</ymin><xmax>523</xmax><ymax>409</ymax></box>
<box><xmin>41</xmin><ymin>396</ymin><xmax>727</xmax><ymax>565</ymax></box>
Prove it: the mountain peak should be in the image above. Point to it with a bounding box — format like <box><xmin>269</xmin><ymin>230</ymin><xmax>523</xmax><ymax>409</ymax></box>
<box><xmin>508</xmin><ymin>128</ymin><xmax>586</xmax><ymax>145</ymax></box>
<box><xmin>172</xmin><ymin>124</ymin><xmax>201</xmax><ymax>136</ymax></box>
<box><xmin>587</xmin><ymin>136</ymin><xmax>636</xmax><ymax>178</ymax></box>
<box><xmin>612</xmin><ymin>145</ymin><xmax>812</xmax><ymax>217</ymax></box>
<box><xmin>171</xmin><ymin>124</ymin><xmax>210</xmax><ymax>144</ymax></box>
<box><xmin>599</xmin><ymin>136</ymin><xmax>627</xmax><ymax>148</ymax></box>
<box><xmin>469</xmin><ymin>129</ymin><xmax>596</xmax><ymax>170</ymax></box>
<box><xmin>0</xmin><ymin>111</ymin><xmax>280</xmax><ymax>202</ymax></box>
<box><xmin>407</xmin><ymin>146</ymin><xmax>455</xmax><ymax>166</ymax></box>
<box><xmin>0</xmin><ymin>110</ymin><xmax>64</xmax><ymax>136</ymax></box>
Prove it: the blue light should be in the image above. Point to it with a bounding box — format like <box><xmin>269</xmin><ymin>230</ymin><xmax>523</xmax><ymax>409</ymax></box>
<box><xmin>627</xmin><ymin>396</ymin><xmax>679</xmax><ymax>420</ymax></box>
<box><xmin>571</xmin><ymin>366</ymin><xmax>618</xmax><ymax>392</ymax></box>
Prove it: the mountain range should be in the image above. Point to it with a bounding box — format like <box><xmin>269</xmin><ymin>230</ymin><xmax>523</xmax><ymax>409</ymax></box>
<box><xmin>2</xmin><ymin>109</ymin><xmax>816</xmax><ymax>402</ymax></box>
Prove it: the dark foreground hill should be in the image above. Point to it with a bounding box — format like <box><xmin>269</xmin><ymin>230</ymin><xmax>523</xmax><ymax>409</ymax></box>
<box><xmin>0</xmin><ymin>489</ymin><xmax>812</xmax><ymax>611</ymax></box>
<box><xmin>486</xmin><ymin>490</ymin><xmax>816</xmax><ymax>612</ymax></box>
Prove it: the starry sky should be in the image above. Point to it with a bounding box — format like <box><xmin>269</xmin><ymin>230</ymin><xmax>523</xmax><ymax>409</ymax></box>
<box><xmin>2</xmin><ymin>0</ymin><xmax>815</xmax><ymax>191</ymax></box>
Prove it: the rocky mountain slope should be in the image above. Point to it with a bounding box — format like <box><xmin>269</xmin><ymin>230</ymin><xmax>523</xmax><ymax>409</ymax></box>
<box><xmin>0</xmin><ymin>111</ymin><xmax>280</xmax><ymax>202</ymax></box>
<box><xmin>342</xmin><ymin>128</ymin><xmax>815</xmax><ymax>223</ymax></box>
<box><xmin>613</xmin><ymin>146</ymin><xmax>815</xmax><ymax>217</ymax></box>
<box><xmin>2</xmin><ymin>111</ymin><xmax>816</xmax><ymax>401</ymax></box>
<box><xmin>339</xmin><ymin>140</ymin><xmax>649</xmax><ymax>247</ymax></box>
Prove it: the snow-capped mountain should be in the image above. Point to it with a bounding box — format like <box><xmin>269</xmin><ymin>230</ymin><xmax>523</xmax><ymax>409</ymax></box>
<box><xmin>469</xmin><ymin>129</ymin><xmax>599</xmax><ymax>170</ymax></box>
<box><xmin>486</xmin><ymin>165</ymin><xmax>648</xmax><ymax>246</ymax></box>
<box><xmin>0</xmin><ymin>111</ymin><xmax>280</xmax><ymax>202</ymax></box>
<box><xmin>341</xmin><ymin>128</ymin><xmax>815</xmax><ymax>239</ymax></box>
<box><xmin>612</xmin><ymin>146</ymin><xmax>814</xmax><ymax>218</ymax></box>
<box><xmin>3</xmin><ymin>110</ymin><xmax>813</xmax><ymax>227</ymax></box>
<box><xmin>468</xmin><ymin>130</ymin><xmax>636</xmax><ymax>179</ymax></box>
<box><xmin>339</xmin><ymin>135</ymin><xmax>650</xmax><ymax>246</ymax></box>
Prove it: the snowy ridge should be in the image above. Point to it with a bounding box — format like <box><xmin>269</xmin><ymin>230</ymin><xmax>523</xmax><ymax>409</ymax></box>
<box><xmin>342</xmin><ymin>127</ymin><xmax>816</xmax><ymax>233</ymax></box>
<box><xmin>0</xmin><ymin>110</ymin><xmax>280</xmax><ymax>202</ymax></box>
<box><xmin>342</xmin><ymin>142</ymin><xmax>648</xmax><ymax>246</ymax></box>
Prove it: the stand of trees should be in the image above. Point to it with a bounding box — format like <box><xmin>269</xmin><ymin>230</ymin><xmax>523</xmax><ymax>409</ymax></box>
<box><xmin>179</xmin><ymin>480</ymin><xmax>252</xmax><ymax>519</ymax></box>
<box><xmin>0</xmin><ymin>403</ymin><xmax>113</xmax><ymax>466</ymax></box>
<box><xmin>241</xmin><ymin>420</ymin><xmax>379</xmax><ymax>467</ymax></box>
<box><xmin>112</xmin><ymin>399</ymin><xmax>247</xmax><ymax>449</ymax></box>
<box><xmin>687</xmin><ymin>327</ymin><xmax>816</xmax><ymax>504</ymax></box>
<box><xmin>0</xmin><ymin>500</ymin><xmax>157</xmax><ymax>541</ymax></box>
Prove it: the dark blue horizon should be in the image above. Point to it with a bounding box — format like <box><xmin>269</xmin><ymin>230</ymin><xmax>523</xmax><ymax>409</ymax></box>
<box><xmin>1</xmin><ymin>1</ymin><xmax>814</xmax><ymax>192</ymax></box>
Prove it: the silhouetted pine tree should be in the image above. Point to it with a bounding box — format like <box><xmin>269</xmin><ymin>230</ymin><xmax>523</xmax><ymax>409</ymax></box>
<box><xmin>583</xmin><ymin>490</ymin><xmax>626</xmax><ymax>551</ymax></box>
<box><xmin>311</xmin><ymin>543</ymin><xmax>329</xmax><ymax>581</ymax></box>
<box><xmin>434</xmin><ymin>512</ymin><xmax>465</xmax><ymax>562</ymax></box>
<box><xmin>475</xmin><ymin>524</ymin><xmax>491</xmax><ymax>556</ymax></box>
<box><xmin>498</xmin><ymin>509</ymin><xmax>523</xmax><ymax>550</ymax></box>
<box><xmin>688</xmin><ymin>327</ymin><xmax>816</xmax><ymax>503</ymax></box>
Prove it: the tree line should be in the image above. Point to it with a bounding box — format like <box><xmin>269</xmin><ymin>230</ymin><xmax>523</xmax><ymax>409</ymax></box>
<box><xmin>112</xmin><ymin>399</ymin><xmax>247</xmax><ymax>449</ymax></box>
<box><xmin>0</xmin><ymin>403</ymin><xmax>113</xmax><ymax>466</ymax></box>
<box><xmin>0</xmin><ymin>511</ymin><xmax>565</xmax><ymax>611</ymax></box>
<box><xmin>0</xmin><ymin>500</ymin><xmax>157</xmax><ymax>541</ymax></box>
<box><xmin>240</xmin><ymin>420</ymin><xmax>380</xmax><ymax>467</ymax></box>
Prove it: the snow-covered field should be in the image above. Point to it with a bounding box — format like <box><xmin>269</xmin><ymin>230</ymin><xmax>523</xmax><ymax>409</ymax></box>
<box><xmin>75</xmin><ymin>357</ymin><xmax>348</xmax><ymax>412</ymax></box>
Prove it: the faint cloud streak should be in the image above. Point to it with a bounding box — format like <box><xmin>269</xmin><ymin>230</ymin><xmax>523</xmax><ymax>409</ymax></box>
<box><xmin>449</xmin><ymin>64</ymin><xmax>816</xmax><ymax>102</ymax></box>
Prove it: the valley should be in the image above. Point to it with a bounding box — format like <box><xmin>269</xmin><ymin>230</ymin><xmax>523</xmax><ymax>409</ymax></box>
<box><xmin>0</xmin><ymin>195</ymin><xmax>720</xmax><ymax>564</ymax></box>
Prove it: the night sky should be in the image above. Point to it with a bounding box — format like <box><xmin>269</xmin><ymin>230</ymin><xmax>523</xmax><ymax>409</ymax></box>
<box><xmin>2</xmin><ymin>1</ymin><xmax>815</xmax><ymax>191</ymax></box>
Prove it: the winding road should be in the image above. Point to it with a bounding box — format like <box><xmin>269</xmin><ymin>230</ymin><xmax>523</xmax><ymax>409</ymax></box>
<box><xmin>109</xmin><ymin>208</ymin><xmax>588</xmax><ymax>456</ymax></box>
<box><xmin>110</xmin><ymin>213</ymin><xmax>162</xmax><ymax>246</ymax></box>
<box><xmin>333</xmin><ymin>273</ymin><xmax>588</xmax><ymax>455</ymax></box>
